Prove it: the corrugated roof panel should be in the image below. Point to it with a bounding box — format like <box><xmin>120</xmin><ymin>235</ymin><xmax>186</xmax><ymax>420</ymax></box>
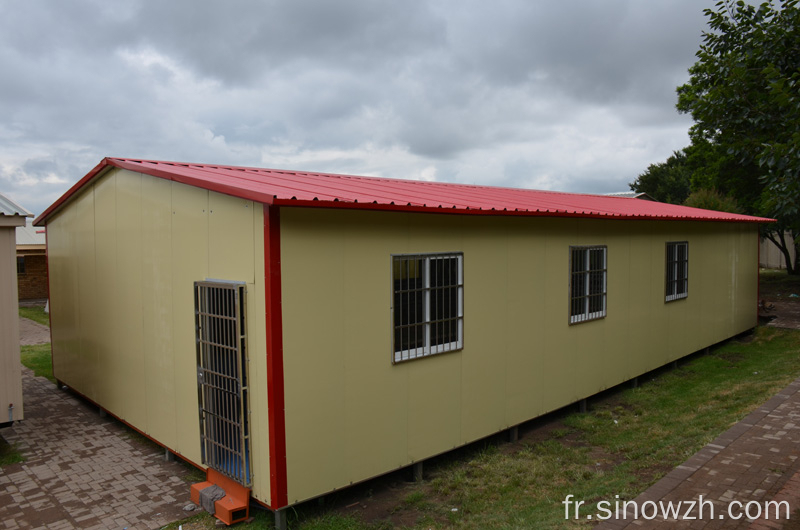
<box><xmin>0</xmin><ymin>192</ymin><xmax>33</xmax><ymax>217</ymax></box>
<box><xmin>35</xmin><ymin>158</ymin><xmax>775</xmax><ymax>225</ymax></box>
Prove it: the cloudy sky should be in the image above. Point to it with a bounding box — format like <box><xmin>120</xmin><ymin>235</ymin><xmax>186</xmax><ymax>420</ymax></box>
<box><xmin>1</xmin><ymin>0</ymin><xmax>717</xmax><ymax>215</ymax></box>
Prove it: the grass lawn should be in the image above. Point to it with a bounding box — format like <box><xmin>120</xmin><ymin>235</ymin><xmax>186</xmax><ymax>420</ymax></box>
<box><xmin>18</xmin><ymin>305</ymin><xmax>50</xmax><ymax>327</ymax></box>
<box><xmin>167</xmin><ymin>326</ymin><xmax>800</xmax><ymax>529</ymax></box>
<box><xmin>0</xmin><ymin>437</ymin><xmax>23</xmax><ymax>468</ymax></box>
<box><xmin>20</xmin><ymin>344</ymin><xmax>54</xmax><ymax>384</ymax></box>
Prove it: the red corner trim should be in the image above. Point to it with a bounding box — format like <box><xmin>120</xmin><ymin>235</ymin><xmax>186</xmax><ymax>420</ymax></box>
<box><xmin>264</xmin><ymin>204</ymin><xmax>288</xmax><ymax>508</ymax></box>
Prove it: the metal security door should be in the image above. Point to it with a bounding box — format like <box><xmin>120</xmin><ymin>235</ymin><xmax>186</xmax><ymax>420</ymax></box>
<box><xmin>194</xmin><ymin>281</ymin><xmax>252</xmax><ymax>486</ymax></box>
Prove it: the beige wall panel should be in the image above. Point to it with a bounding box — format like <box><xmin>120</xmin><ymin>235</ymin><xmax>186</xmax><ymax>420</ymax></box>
<box><xmin>623</xmin><ymin>223</ymin><xmax>656</xmax><ymax>379</ymax></box>
<box><xmin>460</xmin><ymin>217</ymin><xmax>509</xmax><ymax>442</ymax></box>
<box><xmin>115</xmin><ymin>172</ymin><xmax>146</xmax><ymax>427</ymax></box>
<box><xmin>47</xmin><ymin>170</ymin><xmax>267</xmax><ymax>495</ymax></box>
<box><xmin>281</xmin><ymin>210</ymin><xmax>347</xmax><ymax>502</ymax></box>
<box><xmin>280</xmin><ymin>209</ymin><xmax>760</xmax><ymax>505</ymax></box>
<box><xmin>74</xmin><ymin>189</ymin><xmax>98</xmax><ymax>400</ymax></box>
<box><xmin>404</xmin><ymin>351</ymin><xmax>462</xmax><ymax>460</ymax></box>
<box><xmin>170</xmin><ymin>183</ymin><xmax>209</xmax><ymax>461</ymax></box>
<box><xmin>93</xmin><ymin>174</ymin><xmax>119</xmax><ymax>411</ymax></box>
<box><xmin>503</xmin><ymin>219</ymin><xmax>546</xmax><ymax>425</ymax></box>
<box><xmin>140</xmin><ymin>175</ymin><xmax>178</xmax><ymax>448</ymax></box>
<box><xmin>47</xmin><ymin>208</ymin><xmax>79</xmax><ymax>386</ymax></box>
<box><xmin>737</xmin><ymin>225</ymin><xmax>759</xmax><ymax>332</ymax></box>
<box><xmin>0</xmin><ymin>227</ymin><xmax>23</xmax><ymax>421</ymax></box>
<box><xmin>246</xmin><ymin>206</ymin><xmax>270</xmax><ymax>503</ymax></box>
<box><xmin>538</xmin><ymin>218</ymin><xmax>579</xmax><ymax>413</ymax></box>
<box><xmin>208</xmin><ymin>194</ymin><xmax>255</xmax><ymax>283</ymax></box>
<box><xmin>341</xmin><ymin>221</ymin><xmax>409</xmax><ymax>485</ymax></box>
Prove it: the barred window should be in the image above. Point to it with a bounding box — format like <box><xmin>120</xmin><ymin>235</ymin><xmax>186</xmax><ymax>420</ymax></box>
<box><xmin>666</xmin><ymin>242</ymin><xmax>688</xmax><ymax>302</ymax></box>
<box><xmin>392</xmin><ymin>253</ymin><xmax>463</xmax><ymax>363</ymax></box>
<box><xmin>569</xmin><ymin>246</ymin><xmax>607</xmax><ymax>324</ymax></box>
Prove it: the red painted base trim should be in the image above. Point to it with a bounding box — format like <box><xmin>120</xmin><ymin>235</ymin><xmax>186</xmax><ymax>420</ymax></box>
<box><xmin>264</xmin><ymin>204</ymin><xmax>288</xmax><ymax>509</ymax></box>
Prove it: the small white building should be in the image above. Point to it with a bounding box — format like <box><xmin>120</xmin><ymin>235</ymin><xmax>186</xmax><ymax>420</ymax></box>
<box><xmin>0</xmin><ymin>192</ymin><xmax>31</xmax><ymax>427</ymax></box>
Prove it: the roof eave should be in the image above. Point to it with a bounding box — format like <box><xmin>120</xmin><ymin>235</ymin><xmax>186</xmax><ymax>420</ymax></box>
<box><xmin>271</xmin><ymin>197</ymin><xmax>775</xmax><ymax>223</ymax></box>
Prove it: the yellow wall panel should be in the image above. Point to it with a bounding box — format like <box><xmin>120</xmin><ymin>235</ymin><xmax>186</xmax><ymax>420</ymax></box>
<box><xmin>141</xmin><ymin>175</ymin><xmax>177</xmax><ymax>449</ymax></box>
<box><xmin>74</xmin><ymin>188</ymin><xmax>98</xmax><ymax>400</ymax></box>
<box><xmin>93</xmin><ymin>173</ymin><xmax>118</xmax><ymax>411</ymax></box>
<box><xmin>247</xmin><ymin>205</ymin><xmax>270</xmax><ymax>503</ymax></box>
<box><xmin>115</xmin><ymin>172</ymin><xmax>146</xmax><ymax>427</ymax></box>
<box><xmin>280</xmin><ymin>209</ymin><xmax>761</xmax><ymax>505</ymax></box>
<box><xmin>46</xmin><ymin>169</ymin><xmax>269</xmax><ymax>501</ymax></box>
<box><xmin>171</xmin><ymin>184</ymin><xmax>209</xmax><ymax>461</ymax></box>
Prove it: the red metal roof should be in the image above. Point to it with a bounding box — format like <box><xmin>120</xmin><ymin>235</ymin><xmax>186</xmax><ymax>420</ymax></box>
<box><xmin>35</xmin><ymin>157</ymin><xmax>775</xmax><ymax>225</ymax></box>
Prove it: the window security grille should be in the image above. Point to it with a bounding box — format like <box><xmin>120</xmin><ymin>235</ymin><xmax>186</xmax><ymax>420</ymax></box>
<box><xmin>392</xmin><ymin>253</ymin><xmax>463</xmax><ymax>363</ymax></box>
<box><xmin>666</xmin><ymin>242</ymin><xmax>689</xmax><ymax>302</ymax></box>
<box><xmin>194</xmin><ymin>281</ymin><xmax>251</xmax><ymax>486</ymax></box>
<box><xmin>570</xmin><ymin>246</ymin><xmax>607</xmax><ymax>324</ymax></box>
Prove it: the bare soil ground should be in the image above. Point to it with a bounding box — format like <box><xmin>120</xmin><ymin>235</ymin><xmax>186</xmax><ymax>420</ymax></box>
<box><xmin>759</xmin><ymin>270</ymin><xmax>800</xmax><ymax>330</ymax></box>
<box><xmin>18</xmin><ymin>317</ymin><xmax>50</xmax><ymax>345</ymax></box>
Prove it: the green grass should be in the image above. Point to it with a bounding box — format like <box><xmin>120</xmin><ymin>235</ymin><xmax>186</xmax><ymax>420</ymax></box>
<box><xmin>18</xmin><ymin>305</ymin><xmax>50</xmax><ymax>326</ymax></box>
<box><xmin>0</xmin><ymin>437</ymin><xmax>23</xmax><ymax>467</ymax></box>
<box><xmin>20</xmin><ymin>343</ymin><xmax>55</xmax><ymax>384</ymax></box>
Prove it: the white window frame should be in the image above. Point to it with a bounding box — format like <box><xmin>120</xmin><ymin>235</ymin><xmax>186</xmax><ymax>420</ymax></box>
<box><xmin>391</xmin><ymin>252</ymin><xmax>464</xmax><ymax>363</ymax></box>
<box><xmin>569</xmin><ymin>246</ymin><xmax>607</xmax><ymax>324</ymax></box>
<box><xmin>665</xmin><ymin>241</ymin><xmax>689</xmax><ymax>302</ymax></box>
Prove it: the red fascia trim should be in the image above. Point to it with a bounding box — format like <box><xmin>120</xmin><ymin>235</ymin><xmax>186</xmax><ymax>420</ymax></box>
<box><xmin>271</xmin><ymin>198</ymin><xmax>774</xmax><ymax>224</ymax></box>
<box><xmin>34</xmin><ymin>158</ymin><xmax>113</xmax><ymax>225</ymax></box>
<box><xmin>34</xmin><ymin>157</ymin><xmax>276</xmax><ymax>226</ymax></box>
<box><xmin>264</xmin><ymin>204</ymin><xmax>288</xmax><ymax>508</ymax></box>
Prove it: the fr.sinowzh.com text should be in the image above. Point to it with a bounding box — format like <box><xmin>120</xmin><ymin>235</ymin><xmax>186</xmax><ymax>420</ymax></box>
<box><xmin>563</xmin><ymin>494</ymin><xmax>790</xmax><ymax>522</ymax></box>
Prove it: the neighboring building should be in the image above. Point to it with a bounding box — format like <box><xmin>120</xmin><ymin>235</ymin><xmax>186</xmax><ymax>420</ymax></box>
<box><xmin>35</xmin><ymin>158</ymin><xmax>772</xmax><ymax>527</ymax></box>
<box><xmin>16</xmin><ymin>219</ymin><xmax>48</xmax><ymax>301</ymax></box>
<box><xmin>605</xmin><ymin>191</ymin><xmax>656</xmax><ymax>201</ymax></box>
<box><xmin>0</xmin><ymin>192</ymin><xmax>31</xmax><ymax>427</ymax></box>
<box><xmin>759</xmin><ymin>232</ymin><xmax>796</xmax><ymax>270</ymax></box>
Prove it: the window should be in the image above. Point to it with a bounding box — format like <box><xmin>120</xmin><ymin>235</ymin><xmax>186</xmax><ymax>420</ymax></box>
<box><xmin>569</xmin><ymin>246</ymin><xmax>607</xmax><ymax>324</ymax></box>
<box><xmin>392</xmin><ymin>252</ymin><xmax>463</xmax><ymax>363</ymax></box>
<box><xmin>16</xmin><ymin>256</ymin><xmax>25</xmax><ymax>275</ymax></box>
<box><xmin>665</xmin><ymin>242</ymin><xmax>688</xmax><ymax>302</ymax></box>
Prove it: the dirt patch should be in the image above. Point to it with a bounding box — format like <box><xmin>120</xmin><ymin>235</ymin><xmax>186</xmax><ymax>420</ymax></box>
<box><xmin>19</xmin><ymin>317</ymin><xmax>50</xmax><ymax>345</ymax></box>
<box><xmin>759</xmin><ymin>271</ymin><xmax>800</xmax><ymax>330</ymax></box>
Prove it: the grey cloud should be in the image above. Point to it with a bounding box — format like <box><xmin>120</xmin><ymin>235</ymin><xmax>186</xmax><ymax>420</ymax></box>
<box><xmin>0</xmin><ymin>0</ymin><xmax>716</xmax><ymax>215</ymax></box>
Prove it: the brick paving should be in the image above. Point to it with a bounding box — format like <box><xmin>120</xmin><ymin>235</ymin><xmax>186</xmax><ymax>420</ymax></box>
<box><xmin>595</xmin><ymin>377</ymin><xmax>800</xmax><ymax>529</ymax></box>
<box><xmin>0</xmin><ymin>368</ymin><xmax>193</xmax><ymax>530</ymax></box>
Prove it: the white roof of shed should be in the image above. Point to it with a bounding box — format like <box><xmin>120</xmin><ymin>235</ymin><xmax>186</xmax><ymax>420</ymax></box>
<box><xmin>17</xmin><ymin>219</ymin><xmax>46</xmax><ymax>246</ymax></box>
<box><xmin>0</xmin><ymin>192</ymin><xmax>33</xmax><ymax>217</ymax></box>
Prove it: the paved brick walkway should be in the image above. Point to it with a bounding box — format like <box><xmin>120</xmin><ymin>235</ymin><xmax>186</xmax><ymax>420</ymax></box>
<box><xmin>0</xmin><ymin>368</ymin><xmax>193</xmax><ymax>530</ymax></box>
<box><xmin>596</xmin><ymin>377</ymin><xmax>800</xmax><ymax>529</ymax></box>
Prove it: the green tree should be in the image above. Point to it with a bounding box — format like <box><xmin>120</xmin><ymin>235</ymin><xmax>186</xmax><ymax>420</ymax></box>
<box><xmin>629</xmin><ymin>150</ymin><xmax>692</xmax><ymax>204</ymax></box>
<box><xmin>683</xmin><ymin>188</ymin><xmax>744</xmax><ymax>213</ymax></box>
<box><xmin>677</xmin><ymin>0</ymin><xmax>800</xmax><ymax>273</ymax></box>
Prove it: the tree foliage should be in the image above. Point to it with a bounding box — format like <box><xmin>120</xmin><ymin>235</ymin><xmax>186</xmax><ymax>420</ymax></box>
<box><xmin>683</xmin><ymin>188</ymin><xmax>744</xmax><ymax>213</ymax></box>
<box><xmin>674</xmin><ymin>0</ymin><xmax>800</xmax><ymax>272</ymax></box>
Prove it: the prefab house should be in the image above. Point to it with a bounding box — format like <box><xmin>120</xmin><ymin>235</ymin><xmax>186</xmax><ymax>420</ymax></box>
<box><xmin>1</xmin><ymin>192</ymin><xmax>31</xmax><ymax>428</ymax></box>
<box><xmin>36</xmin><ymin>158</ymin><xmax>771</xmax><ymax>524</ymax></box>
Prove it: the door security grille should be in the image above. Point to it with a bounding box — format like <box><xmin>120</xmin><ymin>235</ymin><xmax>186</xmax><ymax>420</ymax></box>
<box><xmin>194</xmin><ymin>281</ymin><xmax>252</xmax><ymax>487</ymax></box>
